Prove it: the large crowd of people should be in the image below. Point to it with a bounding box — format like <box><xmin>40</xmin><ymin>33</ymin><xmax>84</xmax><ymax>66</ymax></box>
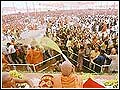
<box><xmin>2</xmin><ymin>9</ymin><xmax>118</xmax><ymax>73</ymax></box>
<box><xmin>1</xmin><ymin>5</ymin><xmax>119</xmax><ymax>89</ymax></box>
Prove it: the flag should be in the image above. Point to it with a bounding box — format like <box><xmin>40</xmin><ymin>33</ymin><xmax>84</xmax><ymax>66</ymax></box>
<box><xmin>39</xmin><ymin>37</ymin><xmax>62</xmax><ymax>54</ymax></box>
<box><xmin>83</xmin><ymin>78</ymin><xmax>105</xmax><ymax>88</ymax></box>
<box><xmin>38</xmin><ymin>37</ymin><xmax>71</xmax><ymax>63</ymax></box>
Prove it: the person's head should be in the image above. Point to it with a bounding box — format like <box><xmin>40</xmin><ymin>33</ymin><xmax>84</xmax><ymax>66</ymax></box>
<box><xmin>11</xmin><ymin>38</ymin><xmax>15</xmax><ymax>42</ymax></box>
<box><xmin>111</xmin><ymin>48</ymin><xmax>117</xmax><ymax>55</ymax></box>
<box><xmin>60</xmin><ymin>61</ymin><xmax>74</xmax><ymax>76</ymax></box>
<box><xmin>7</xmin><ymin>43</ymin><xmax>11</xmax><ymax>47</ymax></box>
<box><xmin>69</xmin><ymin>37</ymin><xmax>72</xmax><ymax>41</ymax></box>
<box><xmin>87</xmin><ymin>43</ymin><xmax>91</xmax><ymax>48</ymax></box>
<box><xmin>31</xmin><ymin>46</ymin><xmax>35</xmax><ymax>50</ymax></box>
<box><xmin>95</xmin><ymin>46</ymin><xmax>99</xmax><ymax>52</ymax></box>
<box><xmin>100</xmin><ymin>49</ymin><xmax>105</xmax><ymax>55</ymax></box>
<box><xmin>80</xmin><ymin>45</ymin><xmax>84</xmax><ymax>50</ymax></box>
<box><xmin>112</xmin><ymin>39</ymin><xmax>116</xmax><ymax>44</ymax></box>
<box><xmin>104</xmin><ymin>41</ymin><xmax>108</xmax><ymax>45</ymax></box>
<box><xmin>39</xmin><ymin>75</ymin><xmax>54</xmax><ymax>88</ymax></box>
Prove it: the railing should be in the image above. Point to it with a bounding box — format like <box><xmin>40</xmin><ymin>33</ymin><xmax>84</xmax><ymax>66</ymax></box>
<box><xmin>64</xmin><ymin>50</ymin><xmax>111</xmax><ymax>73</ymax></box>
<box><xmin>7</xmin><ymin>50</ymin><xmax>111</xmax><ymax>73</ymax></box>
<box><xmin>37</xmin><ymin>61</ymin><xmax>60</xmax><ymax>73</ymax></box>
<box><xmin>8</xmin><ymin>64</ymin><xmax>36</xmax><ymax>72</ymax></box>
<box><xmin>34</xmin><ymin>54</ymin><xmax>62</xmax><ymax>72</ymax></box>
<box><xmin>34</xmin><ymin>54</ymin><xmax>61</xmax><ymax>66</ymax></box>
<box><xmin>7</xmin><ymin>54</ymin><xmax>62</xmax><ymax>72</ymax></box>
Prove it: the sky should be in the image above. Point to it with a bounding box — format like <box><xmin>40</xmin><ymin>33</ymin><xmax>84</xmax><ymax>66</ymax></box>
<box><xmin>1</xmin><ymin>1</ymin><xmax>119</xmax><ymax>15</ymax></box>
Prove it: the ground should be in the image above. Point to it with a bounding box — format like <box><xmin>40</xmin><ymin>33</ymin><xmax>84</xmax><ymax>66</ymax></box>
<box><xmin>21</xmin><ymin>72</ymin><xmax>118</xmax><ymax>88</ymax></box>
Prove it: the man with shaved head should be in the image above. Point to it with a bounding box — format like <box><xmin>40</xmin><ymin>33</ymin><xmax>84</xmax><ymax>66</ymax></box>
<box><xmin>53</xmin><ymin>61</ymin><xmax>83</xmax><ymax>88</ymax></box>
<box><xmin>60</xmin><ymin>61</ymin><xmax>74</xmax><ymax>76</ymax></box>
<box><xmin>2</xmin><ymin>72</ymin><xmax>34</xmax><ymax>88</ymax></box>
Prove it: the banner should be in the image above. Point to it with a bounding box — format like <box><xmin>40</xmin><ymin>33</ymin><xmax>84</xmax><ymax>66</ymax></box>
<box><xmin>38</xmin><ymin>37</ymin><xmax>70</xmax><ymax>63</ymax></box>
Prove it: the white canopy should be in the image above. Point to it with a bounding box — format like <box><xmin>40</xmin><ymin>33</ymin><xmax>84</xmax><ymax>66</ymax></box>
<box><xmin>1</xmin><ymin>1</ymin><xmax>119</xmax><ymax>15</ymax></box>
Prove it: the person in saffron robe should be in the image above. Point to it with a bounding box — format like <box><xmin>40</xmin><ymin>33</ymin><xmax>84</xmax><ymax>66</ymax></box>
<box><xmin>2</xmin><ymin>53</ymin><xmax>9</xmax><ymax>64</ymax></box>
<box><xmin>2</xmin><ymin>53</ymin><xmax>10</xmax><ymax>71</ymax></box>
<box><xmin>26</xmin><ymin>46</ymin><xmax>43</xmax><ymax>64</ymax></box>
<box><xmin>102</xmin><ymin>21</ymin><xmax>107</xmax><ymax>32</ymax></box>
<box><xmin>53</xmin><ymin>61</ymin><xmax>83</xmax><ymax>88</ymax></box>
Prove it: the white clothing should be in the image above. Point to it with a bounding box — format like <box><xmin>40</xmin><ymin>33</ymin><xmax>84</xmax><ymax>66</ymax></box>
<box><xmin>8</xmin><ymin>45</ymin><xmax>16</xmax><ymax>54</ymax></box>
<box><xmin>66</xmin><ymin>40</ymin><xmax>72</xmax><ymax>48</ymax></box>
<box><xmin>109</xmin><ymin>55</ymin><xmax>118</xmax><ymax>72</ymax></box>
<box><xmin>2</xmin><ymin>46</ymin><xmax>8</xmax><ymax>55</ymax></box>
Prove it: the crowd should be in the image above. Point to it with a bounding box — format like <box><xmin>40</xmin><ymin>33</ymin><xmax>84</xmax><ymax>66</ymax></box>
<box><xmin>44</xmin><ymin>12</ymin><xmax>118</xmax><ymax>72</ymax></box>
<box><xmin>2</xmin><ymin>9</ymin><xmax>118</xmax><ymax>73</ymax></box>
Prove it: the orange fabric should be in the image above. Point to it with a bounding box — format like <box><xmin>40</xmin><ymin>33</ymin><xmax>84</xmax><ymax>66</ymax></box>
<box><xmin>64</xmin><ymin>17</ymin><xmax>68</xmax><ymax>24</ymax></box>
<box><xmin>102</xmin><ymin>22</ymin><xmax>107</xmax><ymax>32</ymax></box>
<box><xmin>2</xmin><ymin>54</ymin><xmax>10</xmax><ymax>71</ymax></box>
<box><xmin>92</xmin><ymin>36</ymin><xmax>98</xmax><ymax>45</ymax></box>
<box><xmin>2</xmin><ymin>77</ymin><xmax>16</xmax><ymax>88</ymax></box>
<box><xmin>61</xmin><ymin>74</ymin><xmax>76</xmax><ymax>88</ymax></box>
<box><xmin>32</xmin><ymin>50</ymin><xmax>43</xmax><ymax>64</ymax></box>
<box><xmin>53</xmin><ymin>74</ymin><xmax>83</xmax><ymax>88</ymax></box>
<box><xmin>31</xmin><ymin>24</ymin><xmax>37</xmax><ymax>30</ymax></box>
<box><xmin>40</xmin><ymin>17</ymin><xmax>45</xmax><ymax>25</ymax></box>
<box><xmin>53</xmin><ymin>75</ymin><xmax>62</xmax><ymax>88</ymax></box>
<box><xmin>26</xmin><ymin>49</ymin><xmax>43</xmax><ymax>64</ymax></box>
<box><xmin>10</xmin><ymin>42</ymin><xmax>16</xmax><ymax>45</ymax></box>
<box><xmin>2</xmin><ymin>54</ymin><xmax>8</xmax><ymax>64</ymax></box>
<box><xmin>26</xmin><ymin>50</ymin><xmax>31</xmax><ymax>63</ymax></box>
<box><xmin>83</xmin><ymin>78</ymin><xmax>105</xmax><ymax>88</ymax></box>
<box><xmin>61</xmin><ymin>74</ymin><xmax>83</xmax><ymax>88</ymax></box>
<box><xmin>16</xmin><ymin>49</ymin><xmax>19</xmax><ymax>55</ymax></box>
<box><xmin>10</xmin><ymin>23</ymin><xmax>15</xmax><ymax>32</ymax></box>
<box><xmin>2</xmin><ymin>24</ymin><xmax>7</xmax><ymax>32</ymax></box>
